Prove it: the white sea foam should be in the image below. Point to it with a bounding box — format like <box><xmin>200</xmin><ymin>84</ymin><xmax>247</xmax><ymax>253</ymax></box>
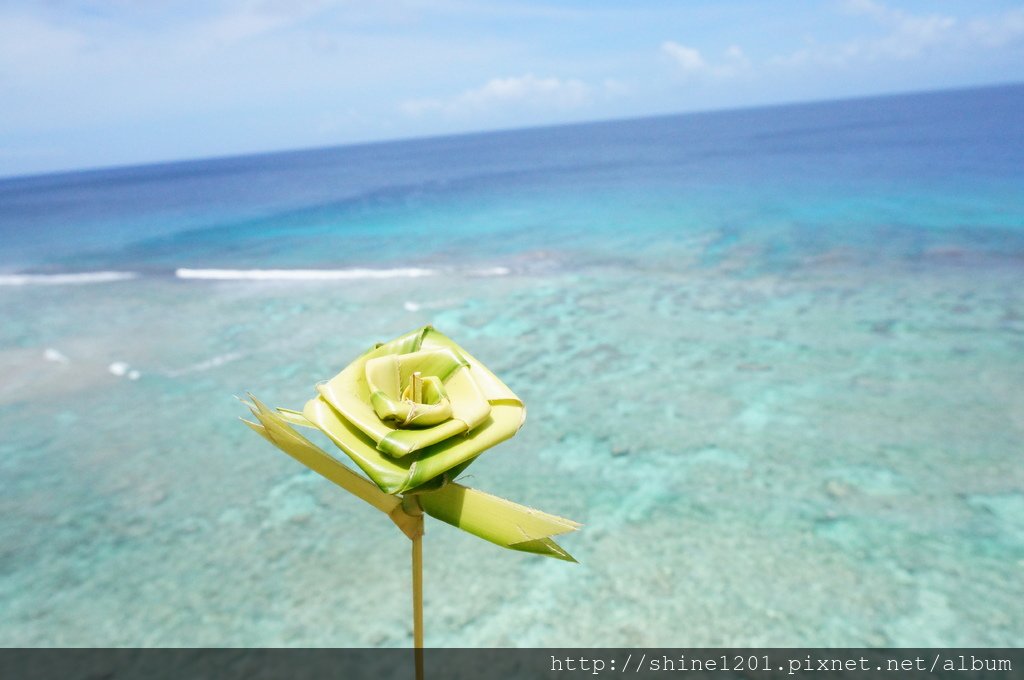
<box><xmin>404</xmin><ymin>296</ymin><xmax>464</xmax><ymax>312</ymax></box>
<box><xmin>175</xmin><ymin>268</ymin><xmax>436</xmax><ymax>281</ymax></box>
<box><xmin>470</xmin><ymin>266</ymin><xmax>511</xmax><ymax>276</ymax></box>
<box><xmin>43</xmin><ymin>348</ymin><xmax>70</xmax><ymax>364</ymax></box>
<box><xmin>108</xmin><ymin>361</ymin><xmax>130</xmax><ymax>377</ymax></box>
<box><xmin>0</xmin><ymin>271</ymin><xmax>138</xmax><ymax>286</ymax></box>
<box><xmin>165</xmin><ymin>352</ymin><xmax>243</xmax><ymax>377</ymax></box>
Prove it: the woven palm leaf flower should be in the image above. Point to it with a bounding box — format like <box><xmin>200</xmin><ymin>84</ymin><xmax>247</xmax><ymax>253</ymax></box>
<box><xmin>242</xmin><ymin>325</ymin><xmax>579</xmax><ymax>561</ymax></box>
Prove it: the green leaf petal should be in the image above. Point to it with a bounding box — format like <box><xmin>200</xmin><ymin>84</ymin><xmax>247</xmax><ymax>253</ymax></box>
<box><xmin>419</xmin><ymin>483</ymin><xmax>580</xmax><ymax>562</ymax></box>
<box><xmin>304</xmin><ymin>396</ymin><xmax>524</xmax><ymax>494</ymax></box>
<box><xmin>372</xmin><ymin>326</ymin><xmax>430</xmax><ymax>356</ymax></box>
<box><xmin>421</xmin><ymin>327</ymin><xmax>522</xmax><ymax>406</ymax></box>
<box><xmin>276</xmin><ymin>407</ymin><xmax>315</xmax><ymax>429</ymax></box>
<box><xmin>376</xmin><ymin>418</ymin><xmax>467</xmax><ymax>459</ymax></box>
<box><xmin>245</xmin><ymin>396</ymin><xmax>401</xmax><ymax>515</ymax></box>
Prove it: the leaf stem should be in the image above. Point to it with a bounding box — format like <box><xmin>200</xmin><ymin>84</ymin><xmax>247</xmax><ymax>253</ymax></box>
<box><xmin>404</xmin><ymin>494</ymin><xmax>426</xmax><ymax>680</ymax></box>
<box><xmin>412</xmin><ymin>530</ymin><xmax>424</xmax><ymax>680</ymax></box>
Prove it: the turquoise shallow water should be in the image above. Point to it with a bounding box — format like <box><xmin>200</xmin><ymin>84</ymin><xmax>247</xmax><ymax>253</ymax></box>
<box><xmin>1</xmin><ymin>85</ymin><xmax>1023</xmax><ymax>646</ymax></box>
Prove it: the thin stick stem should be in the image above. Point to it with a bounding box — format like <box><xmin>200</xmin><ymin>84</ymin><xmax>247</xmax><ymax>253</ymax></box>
<box><xmin>412</xmin><ymin>528</ymin><xmax>424</xmax><ymax>680</ymax></box>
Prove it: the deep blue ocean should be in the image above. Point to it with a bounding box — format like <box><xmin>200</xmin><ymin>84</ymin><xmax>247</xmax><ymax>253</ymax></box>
<box><xmin>1</xmin><ymin>84</ymin><xmax>1022</xmax><ymax>646</ymax></box>
<box><xmin>3</xmin><ymin>84</ymin><xmax>1022</xmax><ymax>275</ymax></box>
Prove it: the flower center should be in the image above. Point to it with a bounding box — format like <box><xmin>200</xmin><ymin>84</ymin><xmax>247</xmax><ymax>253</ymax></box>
<box><xmin>365</xmin><ymin>354</ymin><xmax>455</xmax><ymax>429</ymax></box>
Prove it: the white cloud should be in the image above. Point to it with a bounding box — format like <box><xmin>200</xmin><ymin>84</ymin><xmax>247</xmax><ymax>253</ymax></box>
<box><xmin>401</xmin><ymin>74</ymin><xmax>592</xmax><ymax>116</ymax></box>
<box><xmin>774</xmin><ymin>0</ymin><xmax>1024</xmax><ymax>69</ymax></box>
<box><xmin>966</xmin><ymin>7</ymin><xmax>1024</xmax><ymax>48</ymax></box>
<box><xmin>725</xmin><ymin>45</ymin><xmax>747</xmax><ymax>64</ymax></box>
<box><xmin>602</xmin><ymin>78</ymin><xmax>630</xmax><ymax>97</ymax></box>
<box><xmin>0</xmin><ymin>13</ymin><xmax>88</xmax><ymax>78</ymax></box>
<box><xmin>661</xmin><ymin>41</ymin><xmax>705</xmax><ymax>72</ymax></box>
<box><xmin>186</xmin><ymin>0</ymin><xmax>337</xmax><ymax>52</ymax></box>
<box><xmin>662</xmin><ymin>41</ymin><xmax>749</xmax><ymax>78</ymax></box>
<box><xmin>843</xmin><ymin>0</ymin><xmax>956</xmax><ymax>60</ymax></box>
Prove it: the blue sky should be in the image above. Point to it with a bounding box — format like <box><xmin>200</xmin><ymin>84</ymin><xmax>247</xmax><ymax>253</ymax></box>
<box><xmin>2</xmin><ymin>0</ymin><xmax>1023</xmax><ymax>177</ymax></box>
